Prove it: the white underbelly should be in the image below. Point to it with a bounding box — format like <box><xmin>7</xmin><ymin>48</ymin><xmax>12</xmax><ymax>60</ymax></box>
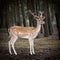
<box><xmin>21</xmin><ymin>36</ymin><xmax>29</xmax><ymax>39</ymax></box>
<box><xmin>18</xmin><ymin>35</ymin><xmax>29</xmax><ymax>39</ymax></box>
<box><xmin>18</xmin><ymin>33</ymin><xmax>29</xmax><ymax>39</ymax></box>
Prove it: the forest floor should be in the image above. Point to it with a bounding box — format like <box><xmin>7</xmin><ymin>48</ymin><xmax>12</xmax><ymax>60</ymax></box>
<box><xmin>0</xmin><ymin>39</ymin><xmax>60</xmax><ymax>60</ymax></box>
<box><xmin>0</xmin><ymin>29</ymin><xmax>60</xmax><ymax>60</ymax></box>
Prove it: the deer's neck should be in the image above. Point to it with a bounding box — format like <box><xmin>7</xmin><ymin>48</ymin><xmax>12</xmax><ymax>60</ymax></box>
<box><xmin>36</xmin><ymin>23</ymin><xmax>41</xmax><ymax>33</ymax></box>
<box><xmin>33</xmin><ymin>23</ymin><xmax>41</xmax><ymax>38</ymax></box>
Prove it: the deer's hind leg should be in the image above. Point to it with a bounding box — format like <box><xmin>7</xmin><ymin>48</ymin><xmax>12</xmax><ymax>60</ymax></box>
<box><xmin>8</xmin><ymin>40</ymin><xmax>12</xmax><ymax>55</ymax></box>
<box><xmin>8</xmin><ymin>36</ymin><xmax>18</xmax><ymax>55</ymax></box>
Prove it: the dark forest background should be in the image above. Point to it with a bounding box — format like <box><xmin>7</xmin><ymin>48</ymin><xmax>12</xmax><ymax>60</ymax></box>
<box><xmin>0</xmin><ymin>0</ymin><xmax>60</xmax><ymax>39</ymax></box>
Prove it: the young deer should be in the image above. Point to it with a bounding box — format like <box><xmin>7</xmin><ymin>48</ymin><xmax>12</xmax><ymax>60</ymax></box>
<box><xmin>8</xmin><ymin>11</ymin><xmax>45</xmax><ymax>55</ymax></box>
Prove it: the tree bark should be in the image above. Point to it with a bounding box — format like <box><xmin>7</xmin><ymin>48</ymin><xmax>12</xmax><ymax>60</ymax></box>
<box><xmin>54</xmin><ymin>1</ymin><xmax>60</xmax><ymax>39</ymax></box>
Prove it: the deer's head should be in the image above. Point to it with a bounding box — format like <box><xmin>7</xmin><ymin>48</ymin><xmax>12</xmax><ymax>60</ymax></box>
<box><xmin>38</xmin><ymin>11</ymin><xmax>45</xmax><ymax>24</ymax></box>
<box><xmin>29</xmin><ymin>10</ymin><xmax>45</xmax><ymax>24</ymax></box>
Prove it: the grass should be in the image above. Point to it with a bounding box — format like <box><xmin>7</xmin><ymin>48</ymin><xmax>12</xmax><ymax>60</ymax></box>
<box><xmin>35</xmin><ymin>39</ymin><xmax>60</xmax><ymax>48</ymax></box>
<box><xmin>0</xmin><ymin>39</ymin><xmax>60</xmax><ymax>48</ymax></box>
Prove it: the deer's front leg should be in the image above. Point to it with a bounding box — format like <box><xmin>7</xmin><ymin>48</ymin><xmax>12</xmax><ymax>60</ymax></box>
<box><xmin>29</xmin><ymin>38</ymin><xmax>35</xmax><ymax>55</ymax></box>
<box><xmin>32</xmin><ymin>39</ymin><xmax>35</xmax><ymax>54</ymax></box>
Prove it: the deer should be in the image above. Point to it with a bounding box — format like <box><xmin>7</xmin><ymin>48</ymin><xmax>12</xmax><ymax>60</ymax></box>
<box><xmin>8</xmin><ymin>10</ymin><xmax>45</xmax><ymax>55</ymax></box>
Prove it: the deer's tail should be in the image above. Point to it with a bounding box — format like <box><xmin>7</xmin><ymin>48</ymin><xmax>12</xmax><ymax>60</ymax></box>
<box><xmin>8</xmin><ymin>28</ymin><xmax>11</xmax><ymax>38</ymax></box>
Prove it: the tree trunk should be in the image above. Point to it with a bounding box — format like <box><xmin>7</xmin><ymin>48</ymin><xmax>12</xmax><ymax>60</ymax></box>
<box><xmin>54</xmin><ymin>2</ymin><xmax>60</xmax><ymax>39</ymax></box>
<box><xmin>20</xmin><ymin>0</ymin><xmax>26</xmax><ymax>26</ymax></box>
<box><xmin>44</xmin><ymin>1</ymin><xmax>49</xmax><ymax>37</ymax></box>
